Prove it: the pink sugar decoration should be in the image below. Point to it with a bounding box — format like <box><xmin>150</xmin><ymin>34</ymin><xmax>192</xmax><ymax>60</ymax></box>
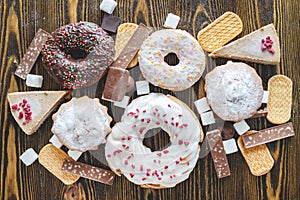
<box><xmin>146</xmin><ymin>173</ymin><xmax>150</xmax><ymax>176</ymax></box>
<box><xmin>180</xmin><ymin>157</ymin><xmax>183</xmax><ymax>161</ymax></box>
<box><xmin>127</xmin><ymin>155</ymin><xmax>131</xmax><ymax>160</ymax></box>
<box><xmin>147</xmin><ymin>168</ymin><xmax>151</xmax><ymax>172</ymax></box>
<box><xmin>147</xmin><ymin>119</ymin><xmax>151</xmax><ymax>123</ymax></box>
<box><xmin>131</xmin><ymin>164</ymin><xmax>135</xmax><ymax>169</ymax></box>
<box><xmin>176</xmin><ymin>160</ymin><xmax>180</xmax><ymax>164</ymax></box>
<box><xmin>164</xmin><ymin>165</ymin><xmax>168</xmax><ymax>169</ymax></box>
<box><xmin>171</xmin><ymin>122</ymin><xmax>175</xmax><ymax>126</ymax></box>
<box><xmin>11</xmin><ymin>104</ymin><xmax>18</xmax><ymax>110</ymax></box>
<box><xmin>164</xmin><ymin>120</ymin><xmax>168</xmax><ymax>124</ymax></box>
<box><xmin>134</xmin><ymin>115</ymin><xmax>139</xmax><ymax>119</ymax></box>
<box><xmin>140</xmin><ymin>165</ymin><xmax>144</xmax><ymax>171</ymax></box>
<box><xmin>163</xmin><ymin>150</ymin><xmax>169</xmax><ymax>154</ymax></box>
<box><xmin>142</xmin><ymin>178</ymin><xmax>147</xmax><ymax>181</ymax></box>
<box><xmin>132</xmin><ymin>125</ymin><xmax>136</xmax><ymax>128</ymax></box>
<box><xmin>170</xmin><ymin>175</ymin><xmax>173</xmax><ymax>179</ymax></box>
<box><xmin>175</xmin><ymin>133</ymin><xmax>179</xmax><ymax>137</ymax></box>
<box><xmin>156</xmin><ymin>121</ymin><xmax>160</xmax><ymax>125</ymax></box>
<box><xmin>142</xmin><ymin>110</ymin><xmax>146</xmax><ymax>113</ymax></box>
<box><xmin>261</xmin><ymin>45</ymin><xmax>267</xmax><ymax>51</ymax></box>
<box><xmin>161</xmin><ymin>172</ymin><xmax>164</xmax><ymax>176</ymax></box>
<box><xmin>171</xmin><ymin>117</ymin><xmax>174</xmax><ymax>120</ymax></box>
<box><xmin>178</xmin><ymin>140</ymin><xmax>183</xmax><ymax>145</ymax></box>
<box><xmin>157</xmin><ymin>153</ymin><xmax>162</xmax><ymax>157</ymax></box>
<box><xmin>136</xmin><ymin>108</ymin><xmax>140</xmax><ymax>112</ymax></box>
<box><xmin>178</xmin><ymin>114</ymin><xmax>183</xmax><ymax>117</ymax></box>
<box><xmin>124</xmin><ymin>160</ymin><xmax>128</xmax><ymax>165</ymax></box>
<box><xmin>154</xmin><ymin>160</ymin><xmax>157</xmax><ymax>163</ymax></box>
<box><xmin>141</xmin><ymin>118</ymin><xmax>145</xmax><ymax>122</ymax></box>
<box><xmin>22</xmin><ymin>99</ymin><xmax>27</xmax><ymax>103</ymax></box>
<box><xmin>128</xmin><ymin>136</ymin><xmax>132</xmax><ymax>140</ymax></box>
<box><xmin>158</xmin><ymin>177</ymin><xmax>162</xmax><ymax>180</ymax></box>
<box><xmin>168</xmin><ymin>104</ymin><xmax>171</xmax><ymax>108</ymax></box>
<box><xmin>121</xmin><ymin>137</ymin><xmax>126</xmax><ymax>140</ymax></box>
<box><xmin>184</xmin><ymin>141</ymin><xmax>190</xmax><ymax>146</ymax></box>
<box><xmin>122</xmin><ymin>144</ymin><xmax>126</xmax><ymax>148</ymax></box>
<box><xmin>130</xmin><ymin>173</ymin><xmax>134</xmax><ymax>178</ymax></box>
<box><xmin>127</xmin><ymin>112</ymin><xmax>135</xmax><ymax>116</ymax></box>
<box><xmin>139</xmin><ymin>127</ymin><xmax>146</xmax><ymax>134</ymax></box>
<box><xmin>163</xmin><ymin>114</ymin><xmax>167</xmax><ymax>117</ymax></box>
<box><xmin>268</xmin><ymin>49</ymin><xmax>275</xmax><ymax>54</ymax></box>
<box><xmin>107</xmin><ymin>154</ymin><xmax>111</xmax><ymax>158</ymax></box>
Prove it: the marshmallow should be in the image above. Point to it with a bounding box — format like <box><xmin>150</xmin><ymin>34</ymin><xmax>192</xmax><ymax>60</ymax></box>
<box><xmin>233</xmin><ymin>120</ymin><xmax>250</xmax><ymax>135</ymax></box>
<box><xmin>26</xmin><ymin>74</ymin><xmax>43</xmax><ymax>88</ymax></box>
<box><xmin>200</xmin><ymin>111</ymin><xmax>215</xmax><ymax>126</ymax></box>
<box><xmin>164</xmin><ymin>13</ymin><xmax>180</xmax><ymax>29</ymax></box>
<box><xmin>194</xmin><ymin>97</ymin><xmax>211</xmax><ymax>114</ymax></box>
<box><xmin>19</xmin><ymin>148</ymin><xmax>39</xmax><ymax>166</ymax></box>
<box><xmin>49</xmin><ymin>135</ymin><xmax>63</xmax><ymax>149</ymax></box>
<box><xmin>223</xmin><ymin>138</ymin><xmax>238</xmax><ymax>154</ymax></box>
<box><xmin>100</xmin><ymin>0</ymin><xmax>117</xmax><ymax>14</ymax></box>
<box><xmin>68</xmin><ymin>150</ymin><xmax>83</xmax><ymax>161</ymax></box>
<box><xmin>113</xmin><ymin>96</ymin><xmax>130</xmax><ymax>108</ymax></box>
<box><xmin>262</xmin><ymin>90</ymin><xmax>269</xmax><ymax>104</ymax></box>
<box><xmin>136</xmin><ymin>81</ymin><xmax>150</xmax><ymax>95</ymax></box>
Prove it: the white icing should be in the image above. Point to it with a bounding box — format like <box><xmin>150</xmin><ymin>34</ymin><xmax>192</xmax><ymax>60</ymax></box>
<box><xmin>138</xmin><ymin>29</ymin><xmax>206</xmax><ymax>91</ymax></box>
<box><xmin>52</xmin><ymin>96</ymin><xmax>112</xmax><ymax>152</ymax></box>
<box><xmin>205</xmin><ymin>61</ymin><xmax>263</xmax><ymax>121</ymax></box>
<box><xmin>105</xmin><ymin>93</ymin><xmax>202</xmax><ymax>187</ymax></box>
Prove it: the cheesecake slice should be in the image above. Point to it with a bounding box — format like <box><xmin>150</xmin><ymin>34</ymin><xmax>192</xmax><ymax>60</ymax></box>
<box><xmin>7</xmin><ymin>91</ymin><xmax>68</xmax><ymax>135</ymax></box>
<box><xmin>210</xmin><ymin>24</ymin><xmax>280</xmax><ymax>65</ymax></box>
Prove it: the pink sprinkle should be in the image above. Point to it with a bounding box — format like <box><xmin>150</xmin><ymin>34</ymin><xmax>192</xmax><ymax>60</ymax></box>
<box><xmin>147</xmin><ymin>168</ymin><xmax>151</xmax><ymax>172</ymax></box>
<box><xmin>163</xmin><ymin>114</ymin><xmax>167</xmax><ymax>117</ymax></box>
<box><xmin>261</xmin><ymin>39</ymin><xmax>265</xmax><ymax>43</ymax></box>
<box><xmin>11</xmin><ymin>104</ymin><xmax>18</xmax><ymax>110</ymax></box>
<box><xmin>127</xmin><ymin>155</ymin><xmax>132</xmax><ymax>160</ymax></box>
<box><xmin>121</xmin><ymin>137</ymin><xmax>126</xmax><ymax>140</ymax></box>
<box><xmin>176</xmin><ymin>160</ymin><xmax>180</xmax><ymax>164</ymax></box>
<box><xmin>266</xmin><ymin>36</ymin><xmax>270</xmax><ymax>40</ymax></box>
<box><xmin>124</xmin><ymin>160</ymin><xmax>128</xmax><ymax>165</ymax></box>
<box><xmin>164</xmin><ymin>120</ymin><xmax>168</xmax><ymax>124</ymax></box>
<box><xmin>178</xmin><ymin>140</ymin><xmax>183</xmax><ymax>145</ymax></box>
<box><xmin>22</xmin><ymin>99</ymin><xmax>27</xmax><ymax>103</ymax></box>
<box><xmin>175</xmin><ymin>134</ymin><xmax>179</xmax><ymax>137</ymax></box>
<box><xmin>27</xmin><ymin>104</ymin><xmax>30</xmax><ymax>108</ymax></box>
<box><xmin>156</xmin><ymin>121</ymin><xmax>160</xmax><ymax>125</ymax></box>
<box><xmin>128</xmin><ymin>136</ymin><xmax>132</xmax><ymax>140</ymax></box>
<box><xmin>134</xmin><ymin>115</ymin><xmax>139</xmax><ymax>119</ymax></box>
<box><xmin>171</xmin><ymin>117</ymin><xmax>174</xmax><ymax>120</ymax></box>
<box><xmin>268</xmin><ymin>49</ymin><xmax>275</xmax><ymax>54</ymax></box>
<box><xmin>107</xmin><ymin>154</ymin><xmax>111</xmax><ymax>158</ymax></box>
<box><xmin>141</xmin><ymin>118</ymin><xmax>145</xmax><ymax>122</ymax></box>
<box><xmin>175</xmin><ymin>122</ymin><xmax>179</xmax><ymax>127</ymax></box>
<box><xmin>155</xmin><ymin>108</ymin><xmax>158</xmax><ymax>112</ymax></box>
<box><xmin>261</xmin><ymin>45</ymin><xmax>267</xmax><ymax>51</ymax></box>
<box><xmin>178</xmin><ymin>114</ymin><xmax>183</xmax><ymax>117</ymax></box>
<box><xmin>122</xmin><ymin>144</ymin><xmax>126</xmax><ymax>148</ymax></box>
<box><xmin>168</xmin><ymin>104</ymin><xmax>171</xmax><ymax>108</ymax></box>
<box><xmin>170</xmin><ymin>175</ymin><xmax>173</xmax><ymax>179</ymax></box>
<box><xmin>140</xmin><ymin>165</ymin><xmax>144</xmax><ymax>171</ymax></box>
<box><xmin>130</xmin><ymin>173</ymin><xmax>134</xmax><ymax>178</ymax></box>
<box><xmin>18</xmin><ymin>112</ymin><xmax>24</xmax><ymax>119</ymax></box>
<box><xmin>163</xmin><ymin>150</ymin><xmax>169</xmax><ymax>154</ymax></box>
<box><xmin>187</xmin><ymin>162</ymin><xmax>190</xmax><ymax>166</ymax></box>
<box><xmin>22</xmin><ymin>122</ymin><xmax>26</xmax><ymax>125</ymax></box>
<box><xmin>146</xmin><ymin>173</ymin><xmax>150</xmax><ymax>176</ymax></box>
<box><xmin>180</xmin><ymin>157</ymin><xmax>183</xmax><ymax>161</ymax></box>
<box><xmin>157</xmin><ymin>153</ymin><xmax>162</xmax><ymax>157</ymax></box>
<box><xmin>136</xmin><ymin>108</ymin><xmax>140</xmax><ymax>112</ymax></box>
<box><xmin>142</xmin><ymin>178</ymin><xmax>147</xmax><ymax>181</ymax></box>
<box><xmin>127</xmin><ymin>112</ymin><xmax>135</xmax><ymax>116</ymax></box>
<box><xmin>131</xmin><ymin>164</ymin><xmax>135</xmax><ymax>169</ymax></box>
<box><xmin>184</xmin><ymin>142</ymin><xmax>190</xmax><ymax>146</ymax></box>
<box><xmin>126</xmin><ymin>146</ymin><xmax>129</xmax><ymax>150</ymax></box>
<box><xmin>161</xmin><ymin>172</ymin><xmax>164</xmax><ymax>176</ymax></box>
<box><xmin>142</xmin><ymin>110</ymin><xmax>146</xmax><ymax>113</ymax></box>
<box><xmin>164</xmin><ymin>165</ymin><xmax>168</xmax><ymax>169</ymax></box>
<box><xmin>154</xmin><ymin>160</ymin><xmax>157</xmax><ymax>163</ymax></box>
<box><xmin>139</xmin><ymin>127</ymin><xmax>146</xmax><ymax>134</ymax></box>
<box><xmin>147</xmin><ymin>119</ymin><xmax>151</xmax><ymax>123</ymax></box>
<box><xmin>171</xmin><ymin>122</ymin><xmax>175</xmax><ymax>126</ymax></box>
<box><xmin>153</xmin><ymin>112</ymin><xmax>156</xmax><ymax>115</ymax></box>
<box><xmin>132</xmin><ymin>125</ymin><xmax>136</xmax><ymax>128</ymax></box>
<box><xmin>158</xmin><ymin>177</ymin><xmax>162</xmax><ymax>180</ymax></box>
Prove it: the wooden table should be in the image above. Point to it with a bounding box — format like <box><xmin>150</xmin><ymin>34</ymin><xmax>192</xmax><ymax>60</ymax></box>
<box><xmin>1</xmin><ymin>0</ymin><xmax>299</xmax><ymax>199</ymax></box>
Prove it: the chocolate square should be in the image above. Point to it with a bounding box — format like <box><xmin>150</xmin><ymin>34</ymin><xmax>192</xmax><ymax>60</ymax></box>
<box><xmin>101</xmin><ymin>13</ymin><xmax>121</xmax><ymax>33</ymax></box>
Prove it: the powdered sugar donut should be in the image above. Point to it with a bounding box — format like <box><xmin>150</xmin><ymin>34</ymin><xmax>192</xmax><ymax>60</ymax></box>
<box><xmin>52</xmin><ymin>96</ymin><xmax>112</xmax><ymax>152</ymax></box>
<box><xmin>138</xmin><ymin>29</ymin><xmax>206</xmax><ymax>91</ymax></box>
<box><xmin>205</xmin><ymin>61</ymin><xmax>263</xmax><ymax>121</ymax></box>
<box><xmin>105</xmin><ymin>93</ymin><xmax>203</xmax><ymax>188</ymax></box>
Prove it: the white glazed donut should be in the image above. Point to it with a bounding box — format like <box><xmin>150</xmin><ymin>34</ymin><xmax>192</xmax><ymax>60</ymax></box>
<box><xmin>105</xmin><ymin>93</ymin><xmax>203</xmax><ymax>188</ymax></box>
<box><xmin>138</xmin><ymin>29</ymin><xmax>206</xmax><ymax>91</ymax></box>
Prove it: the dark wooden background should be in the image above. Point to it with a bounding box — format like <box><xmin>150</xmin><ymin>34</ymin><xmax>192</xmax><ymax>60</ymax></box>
<box><xmin>1</xmin><ymin>0</ymin><xmax>299</xmax><ymax>199</ymax></box>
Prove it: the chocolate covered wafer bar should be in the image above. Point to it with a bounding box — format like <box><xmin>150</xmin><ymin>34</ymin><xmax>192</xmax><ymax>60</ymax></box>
<box><xmin>111</xmin><ymin>23</ymin><xmax>152</xmax><ymax>69</ymax></box>
<box><xmin>206</xmin><ymin>129</ymin><xmax>230</xmax><ymax>178</ymax></box>
<box><xmin>242</xmin><ymin>122</ymin><xmax>295</xmax><ymax>148</ymax></box>
<box><xmin>62</xmin><ymin>159</ymin><xmax>114</xmax><ymax>185</ymax></box>
<box><xmin>15</xmin><ymin>29</ymin><xmax>50</xmax><ymax>79</ymax></box>
<box><xmin>103</xmin><ymin>67</ymin><xmax>129</xmax><ymax>101</ymax></box>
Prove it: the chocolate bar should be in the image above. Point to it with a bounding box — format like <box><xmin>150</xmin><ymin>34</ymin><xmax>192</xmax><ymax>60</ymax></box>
<box><xmin>111</xmin><ymin>23</ymin><xmax>152</xmax><ymax>69</ymax></box>
<box><xmin>250</xmin><ymin>108</ymin><xmax>268</xmax><ymax>118</ymax></box>
<box><xmin>61</xmin><ymin>159</ymin><xmax>115</xmax><ymax>185</ymax></box>
<box><xmin>206</xmin><ymin>129</ymin><xmax>230</xmax><ymax>178</ymax></box>
<box><xmin>103</xmin><ymin>67</ymin><xmax>129</xmax><ymax>101</ymax></box>
<box><xmin>242</xmin><ymin>122</ymin><xmax>295</xmax><ymax>148</ymax></box>
<box><xmin>101</xmin><ymin>13</ymin><xmax>121</xmax><ymax>33</ymax></box>
<box><xmin>15</xmin><ymin>29</ymin><xmax>50</xmax><ymax>80</ymax></box>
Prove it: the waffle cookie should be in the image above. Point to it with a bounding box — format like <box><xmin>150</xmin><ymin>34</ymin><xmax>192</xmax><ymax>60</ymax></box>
<box><xmin>267</xmin><ymin>75</ymin><xmax>292</xmax><ymax>124</ymax></box>
<box><xmin>197</xmin><ymin>12</ymin><xmax>243</xmax><ymax>52</ymax></box>
<box><xmin>237</xmin><ymin>131</ymin><xmax>274</xmax><ymax>176</ymax></box>
<box><xmin>39</xmin><ymin>144</ymin><xmax>80</xmax><ymax>185</ymax></box>
<box><xmin>114</xmin><ymin>23</ymin><xmax>139</xmax><ymax>68</ymax></box>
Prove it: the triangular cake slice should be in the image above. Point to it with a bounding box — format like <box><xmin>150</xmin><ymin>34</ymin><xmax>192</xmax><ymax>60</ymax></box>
<box><xmin>210</xmin><ymin>24</ymin><xmax>280</xmax><ymax>65</ymax></box>
<box><xmin>7</xmin><ymin>91</ymin><xmax>68</xmax><ymax>135</ymax></box>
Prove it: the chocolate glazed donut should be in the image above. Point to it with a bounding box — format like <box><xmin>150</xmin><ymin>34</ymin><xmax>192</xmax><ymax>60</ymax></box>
<box><xmin>42</xmin><ymin>22</ymin><xmax>114</xmax><ymax>89</ymax></box>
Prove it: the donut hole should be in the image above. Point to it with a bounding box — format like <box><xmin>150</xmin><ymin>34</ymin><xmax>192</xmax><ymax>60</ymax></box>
<box><xmin>69</xmin><ymin>48</ymin><xmax>88</xmax><ymax>59</ymax></box>
<box><xmin>164</xmin><ymin>52</ymin><xmax>179</xmax><ymax>66</ymax></box>
<box><xmin>142</xmin><ymin>128</ymin><xmax>171</xmax><ymax>152</ymax></box>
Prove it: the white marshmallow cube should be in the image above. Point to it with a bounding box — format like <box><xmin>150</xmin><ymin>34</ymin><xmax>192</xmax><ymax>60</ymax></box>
<box><xmin>194</xmin><ymin>97</ymin><xmax>211</xmax><ymax>114</ymax></box>
<box><xmin>100</xmin><ymin>0</ymin><xmax>117</xmax><ymax>14</ymax></box>
<box><xmin>223</xmin><ymin>139</ymin><xmax>238</xmax><ymax>154</ymax></box>
<box><xmin>26</xmin><ymin>74</ymin><xmax>43</xmax><ymax>88</ymax></box>
<box><xmin>68</xmin><ymin>150</ymin><xmax>83</xmax><ymax>161</ymax></box>
<box><xmin>49</xmin><ymin>135</ymin><xmax>63</xmax><ymax>149</ymax></box>
<box><xmin>136</xmin><ymin>81</ymin><xmax>150</xmax><ymax>95</ymax></box>
<box><xmin>164</xmin><ymin>13</ymin><xmax>180</xmax><ymax>29</ymax></box>
<box><xmin>200</xmin><ymin>111</ymin><xmax>215</xmax><ymax>126</ymax></box>
<box><xmin>233</xmin><ymin>120</ymin><xmax>250</xmax><ymax>135</ymax></box>
<box><xmin>262</xmin><ymin>90</ymin><xmax>269</xmax><ymax>104</ymax></box>
<box><xmin>114</xmin><ymin>95</ymin><xmax>130</xmax><ymax>108</ymax></box>
<box><xmin>19</xmin><ymin>148</ymin><xmax>39</xmax><ymax>166</ymax></box>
